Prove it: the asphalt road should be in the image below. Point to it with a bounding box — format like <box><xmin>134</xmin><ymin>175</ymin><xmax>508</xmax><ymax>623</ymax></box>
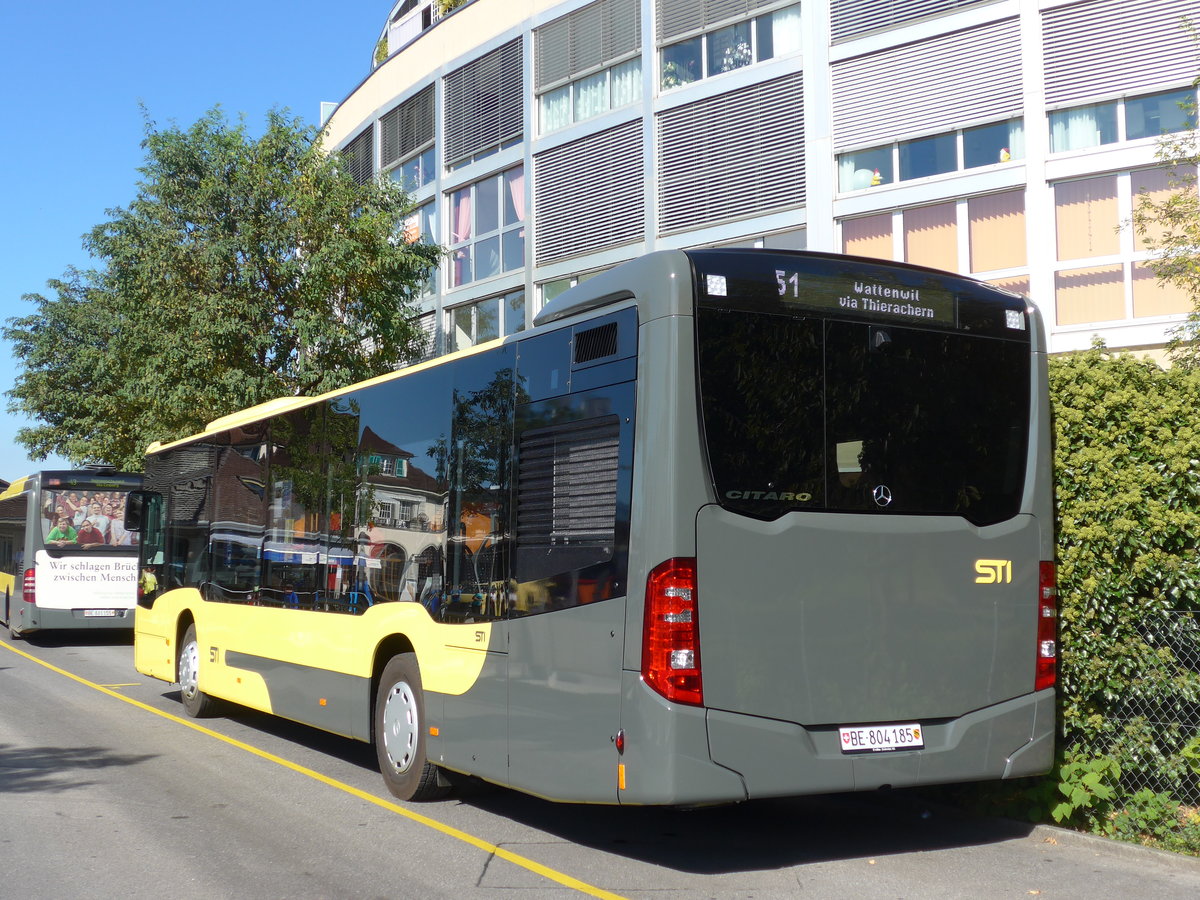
<box><xmin>2</xmin><ymin>631</ymin><xmax>1198</xmax><ymax>899</ymax></box>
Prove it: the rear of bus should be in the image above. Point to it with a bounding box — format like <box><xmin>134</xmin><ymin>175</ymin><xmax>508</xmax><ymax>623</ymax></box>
<box><xmin>4</xmin><ymin>471</ymin><xmax>142</xmax><ymax>637</ymax></box>
<box><xmin>619</xmin><ymin>250</ymin><xmax>1054</xmax><ymax>805</ymax></box>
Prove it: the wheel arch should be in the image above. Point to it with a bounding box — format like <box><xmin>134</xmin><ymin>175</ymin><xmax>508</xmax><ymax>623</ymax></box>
<box><xmin>370</xmin><ymin>633</ymin><xmax>418</xmax><ymax>731</ymax></box>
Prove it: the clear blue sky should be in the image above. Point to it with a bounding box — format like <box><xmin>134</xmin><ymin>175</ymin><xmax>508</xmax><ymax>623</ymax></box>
<box><xmin>0</xmin><ymin>1</ymin><xmax>388</xmax><ymax>482</ymax></box>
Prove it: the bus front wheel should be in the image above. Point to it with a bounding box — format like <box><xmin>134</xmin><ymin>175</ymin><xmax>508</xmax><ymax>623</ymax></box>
<box><xmin>375</xmin><ymin>653</ymin><xmax>448</xmax><ymax>802</ymax></box>
<box><xmin>178</xmin><ymin>623</ymin><xmax>220</xmax><ymax>717</ymax></box>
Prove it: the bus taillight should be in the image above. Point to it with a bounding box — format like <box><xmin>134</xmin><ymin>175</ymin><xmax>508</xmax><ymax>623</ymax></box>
<box><xmin>1035</xmin><ymin>561</ymin><xmax>1057</xmax><ymax>692</ymax></box>
<box><xmin>22</xmin><ymin>568</ymin><xmax>36</xmax><ymax>604</ymax></box>
<box><xmin>642</xmin><ymin>558</ymin><xmax>703</xmax><ymax>706</ymax></box>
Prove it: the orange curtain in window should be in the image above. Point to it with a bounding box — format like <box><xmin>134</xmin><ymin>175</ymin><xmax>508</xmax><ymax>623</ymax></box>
<box><xmin>1054</xmin><ymin>176</ymin><xmax>1118</xmax><ymax>261</ymax></box>
<box><xmin>987</xmin><ymin>275</ymin><xmax>1030</xmax><ymax>296</ymax></box>
<box><xmin>968</xmin><ymin>190</ymin><xmax>1027</xmax><ymax>273</ymax></box>
<box><xmin>841</xmin><ymin>214</ymin><xmax>893</xmax><ymax>259</ymax></box>
<box><xmin>904</xmin><ymin>203</ymin><xmax>958</xmax><ymax>272</ymax></box>
<box><xmin>1132</xmin><ymin>262</ymin><xmax>1192</xmax><ymax>317</ymax></box>
<box><xmin>1055</xmin><ymin>265</ymin><xmax>1124</xmax><ymax>325</ymax></box>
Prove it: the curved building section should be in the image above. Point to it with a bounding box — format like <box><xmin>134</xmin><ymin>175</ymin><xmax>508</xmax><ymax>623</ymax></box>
<box><xmin>325</xmin><ymin>0</ymin><xmax>1200</xmax><ymax>358</ymax></box>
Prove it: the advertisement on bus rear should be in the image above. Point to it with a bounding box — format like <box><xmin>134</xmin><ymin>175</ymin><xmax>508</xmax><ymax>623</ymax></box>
<box><xmin>32</xmin><ymin>551</ymin><xmax>138</xmax><ymax>610</ymax></box>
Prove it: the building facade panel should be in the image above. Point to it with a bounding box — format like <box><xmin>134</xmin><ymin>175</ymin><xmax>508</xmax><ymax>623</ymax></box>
<box><xmin>657</xmin><ymin>73</ymin><xmax>805</xmax><ymax>234</ymax></box>
<box><xmin>830</xmin><ymin>0</ymin><xmax>996</xmax><ymax>43</ymax></box>
<box><xmin>1043</xmin><ymin>0</ymin><xmax>1200</xmax><ymax>106</ymax></box>
<box><xmin>831</xmin><ymin>18</ymin><xmax>1022</xmax><ymax>148</ymax></box>
<box><xmin>534</xmin><ymin>120</ymin><xmax>646</xmax><ymax>265</ymax></box>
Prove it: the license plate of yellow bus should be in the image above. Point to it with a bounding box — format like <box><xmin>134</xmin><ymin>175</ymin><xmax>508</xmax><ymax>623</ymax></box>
<box><xmin>838</xmin><ymin>723</ymin><xmax>923</xmax><ymax>754</ymax></box>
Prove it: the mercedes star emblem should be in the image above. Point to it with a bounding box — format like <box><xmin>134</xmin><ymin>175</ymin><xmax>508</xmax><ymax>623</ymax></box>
<box><xmin>872</xmin><ymin>484</ymin><xmax>893</xmax><ymax>508</ymax></box>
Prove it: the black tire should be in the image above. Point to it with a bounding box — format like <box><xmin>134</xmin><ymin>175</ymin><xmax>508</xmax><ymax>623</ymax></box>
<box><xmin>178</xmin><ymin>623</ymin><xmax>220</xmax><ymax>717</ymax></box>
<box><xmin>6</xmin><ymin>592</ymin><xmax>23</xmax><ymax>641</ymax></box>
<box><xmin>375</xmin><ymin>653</ymin><xmax>448</xmax><ymax>801</ymax></box>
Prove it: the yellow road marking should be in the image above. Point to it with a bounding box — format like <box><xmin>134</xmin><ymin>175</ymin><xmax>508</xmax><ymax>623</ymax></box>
<box><xmin>2</xmin><ymin>639</ymin><xmax>627</xmax><ymax>900</ymax></box>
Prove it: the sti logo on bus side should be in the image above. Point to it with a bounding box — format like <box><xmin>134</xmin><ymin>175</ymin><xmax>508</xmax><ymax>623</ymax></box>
<box><xmin>975</xmin><ymin>559</ymin><xmax>1013</xmax><ymax>584</ymax></box>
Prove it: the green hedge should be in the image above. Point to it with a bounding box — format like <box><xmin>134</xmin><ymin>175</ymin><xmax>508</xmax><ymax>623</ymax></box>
<box><xmin>1047</xmin><ymin>344</ymin><xmax>1200</xmax><ymax>851</ymax></box>
<box><xmin>939</xmin><ymin>343</ymin><xmax>1200</xmax><ymax>852</ymax></box>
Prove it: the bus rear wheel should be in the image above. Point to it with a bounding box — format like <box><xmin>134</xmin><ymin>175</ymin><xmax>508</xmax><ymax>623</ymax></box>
<box><xmin>375</xmin><ymin>653</ymin><xmax>448</xmax><ymax>802</ymax></box>
<box><xmin>178</xmin><ymin>623</ymin><xmax>220</xmax><ymax>717</ymax></box>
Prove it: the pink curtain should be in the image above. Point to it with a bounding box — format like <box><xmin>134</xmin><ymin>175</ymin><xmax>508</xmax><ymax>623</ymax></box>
<box><xmin>452</xmin><ymin>188</ymin><xmax>472</xmax><ymax>243</ymax></box>
<box><xmin>506</xmin><ymin>168</ymin><xmax>525</xmax><ymax>223</ymax></box>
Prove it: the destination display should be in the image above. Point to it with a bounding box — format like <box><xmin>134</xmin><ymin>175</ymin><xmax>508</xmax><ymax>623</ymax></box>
<box><xmin>690</xmin><ymin>249</ymin><xmax>1035</xmax><ymax>341</ymax></box>
<box><xmin>702</xmin><ymin>264</ymin><xmax>958</xmax><ymax>326</ymax></box>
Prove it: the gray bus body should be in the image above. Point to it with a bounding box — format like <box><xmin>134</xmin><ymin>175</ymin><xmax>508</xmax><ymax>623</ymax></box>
<box><xmin>1</xmin><ymin>470</ymin><xmax>142</xmax><ymax>637</ymax></box>
<box><xmin>132</xmin><ymin>249</ymin><xmax>1055</xmax><ymax>805</ymax></box>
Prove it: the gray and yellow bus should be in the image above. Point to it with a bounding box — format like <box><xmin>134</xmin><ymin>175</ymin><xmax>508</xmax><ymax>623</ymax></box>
<box><xmin>1</xmin><ymin>468</ymin><xmax>142</xmax><ymax>639</ymax></box>
<box><xmin>125</xmin><ymin>249</ymin><xmax>1056</xmax><ymax>805</ymax></box>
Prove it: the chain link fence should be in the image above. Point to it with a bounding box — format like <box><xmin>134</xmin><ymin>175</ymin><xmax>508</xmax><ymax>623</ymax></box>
<box><xmin>1075</xmin><ymin>609</ymin><xmax>1200</xmax><ymax>849</ymax></box>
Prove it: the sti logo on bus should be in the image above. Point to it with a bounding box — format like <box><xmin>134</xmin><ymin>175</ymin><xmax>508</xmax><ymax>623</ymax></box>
<box><xmin>975</xmin><ymin>559</ymin><xmax>1013</xmax><ymax>584</ymax></box>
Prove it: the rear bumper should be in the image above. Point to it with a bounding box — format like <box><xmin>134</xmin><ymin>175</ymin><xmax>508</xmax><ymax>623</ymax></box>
<box><xmin>11</xmin><ymin>605</ymin><xmax>134</xmax><ymax>634</ymax></box>
<box><xmin>706</xmin><ymin>689</ymin><xmax>1055</xmax><ymax>798</ymax></box>
<box><xmin>618</xmin><ymin>673</ymin><xmax>1053</xmax><ymax>805</ymax></box>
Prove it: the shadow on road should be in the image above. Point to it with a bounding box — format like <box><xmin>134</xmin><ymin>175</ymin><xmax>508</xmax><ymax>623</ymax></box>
<box><xmin>12</xmin><ymin>630</ymin><xmax>134</xmax><ymax>649</ymax></box>
<box><xmin>461</xmin><ymin>786</ymin><xmax>1036</xmax><ymax>873</ymax></box>
<box><xmin>157</xmin><ymin>692</ymin><xmax>1040</xmax><ymax>875</ymax></box>
<box><xmin>0</xmin><ymin>742</ymin><xmax>156</xmax><ymax>794</ymax></box>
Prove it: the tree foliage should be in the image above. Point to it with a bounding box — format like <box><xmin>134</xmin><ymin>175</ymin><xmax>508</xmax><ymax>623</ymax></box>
<box><xmin>5</xmin><ymin>106</ymin><xmax>439</xmax><ymax>470</ymax></box>
<box><xmin>1130</xmin><ymin>50</ymin><xmax>1200</xmax><ymax>364</ymax></box>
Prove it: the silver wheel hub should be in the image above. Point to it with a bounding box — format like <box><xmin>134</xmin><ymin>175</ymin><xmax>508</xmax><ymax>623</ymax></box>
<box><xmin>180</xmin><ymin>640</ymin><xmax>200</xmax><ymax>700</ymax></box>
<box><xmin>381</xmin><ymin>680</ymin><xmax>419</xmax><ymax>774</ymax></box>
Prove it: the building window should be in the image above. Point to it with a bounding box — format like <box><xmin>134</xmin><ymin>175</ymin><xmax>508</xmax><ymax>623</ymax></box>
<box><xmin>1054</xmin><ymin>175</ymin><xmax>1119</xmax><ymax>261</ymax></box>
<box><xmin>342</xmin><ymin>126</ymin><xmax>375</xmax><ymax>186</ymax></box>
<box><xmin>963</xmin><ymin>120</ymin><xmax>1023</xmax><ymax>168</ymax></box>
<box><xmin>899</xmin><ymin>133</ymin><xmax>956</xmax><ymax>180</ymax></box>
<box><xmin>390</xmin><ymin>146</ymin><xmax>435</xmax><ymax>190</ymax></box>
<box><xmin>539</xmin><ymin>59</ymin><xmax>642</xmax><ymax>134</ymax></box>
<box><xmin>967</xmin><ymin>191</ymin><xmax>1027</xmax><ymax>273</ymax></box>
<box><xmin>838</xmin><ymin>119</ymin><xmax>1023</xmax><ymax>191</ymax></box>
<box><xmin>444</xmin><ymin>38</ymin><xmax>524</xmax><ymax>168</ymax></box>
<box><xmin>1049</xmin><ymin>89</ymin><xmax>1197</xmax><ymax>153</ymax></box>
<box><xmin>1049</xmin><ymin>167</ymin><xmax>1197</xmax><ymax>326</ymax></box>
<box><xmin>540</xmin><ymin>271</ymin><xmax>602</xmax><ymax>305</ymax></box>
<box><xmin>903</xmin><ymin>203</ymin><xmax>958</xmax><ymax>272</ymax></box>
<box><xmin>365</xmin><ymin>455</ymin><xmax>406</xmax><ymax>478</ymax></box>
<box><xmin>1126</xmin><ymin>88</ymin><xmax>1195</xmax><ymax>141</ymax></box>
<box><xmin>380</xmin><ymin>84</ymin><xmax>435</xmax><ymax>178</ymax></box>
<box><xmin>660</xmin><ymin>4</ymin><xmax>801</xmax><ymax>91</ymax></box>
<box><xmin>448</xmin><ymin>289</ymin><xmax>527</xmax><ymax>351</ymax></box>
<box><xmin>841</xmin><ymin>214</ymin><xmax>894</xmax><ymax>259</ymax></box>
<box><xmin>1049</xmin><ymin>102</ymin><xmax>1118</xmax><ymax>152</ymax></box>
<box><xmin>448</xmin><ymin>166</ymin><xmax>525</xmax><ymax>288</ymax></box>
<box><xmin>841</xmin><ymin>191</ymin><xmax>1027</xmax><ymax>278</ymax></box>
<box><xmin>838</xmin><ymin>147</ymin><xmax>893</xmax><ymax>190</ymax></box>
<box><xmin>402</xmin><ymin>202</ymin><xmax>438</xmax><ymax>296</ymax></box>
<box><xmin>1055</xmin><ymin>265</ymin><xmax>1125</xmax><ymax>326</ymax></box>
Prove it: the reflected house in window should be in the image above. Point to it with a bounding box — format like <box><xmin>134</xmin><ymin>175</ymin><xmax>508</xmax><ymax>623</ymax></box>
<box><xmin>357</xmin><ymin>426</ymin><xmax>447</xmax><ymax>604</ymax></box>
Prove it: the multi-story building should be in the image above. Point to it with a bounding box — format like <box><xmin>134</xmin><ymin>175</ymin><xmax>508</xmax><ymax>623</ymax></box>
<box><xmin>322</xmin><ymin>0</ymin><xmax>1200</xmax><ymax>357</ymax></box>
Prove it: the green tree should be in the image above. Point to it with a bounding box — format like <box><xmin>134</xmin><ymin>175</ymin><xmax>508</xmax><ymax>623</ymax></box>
<box><xmin>1130</xmin><ymin>30</ymin><xmax>1200</xmax><ymax>365</ymax></box>
<box><xmin>5</xmin><ymin>107</ymin><xmax>439</xmax><ymax>470</ymax></box>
